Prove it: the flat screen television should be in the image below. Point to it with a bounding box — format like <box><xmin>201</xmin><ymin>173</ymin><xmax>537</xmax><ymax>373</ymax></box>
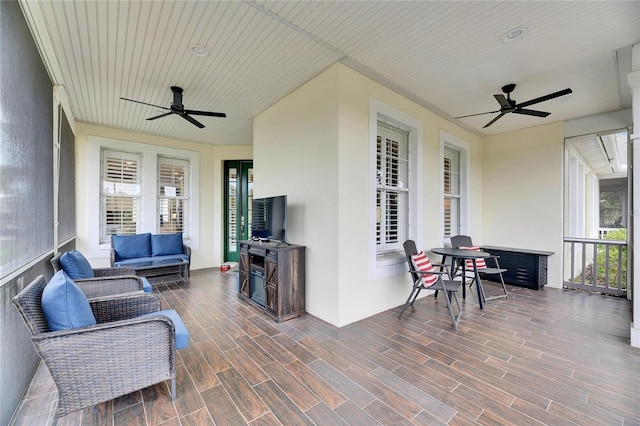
<box><xmin>251</xmin><ymin>195</ymin><xmax>287</xmax><ymax>243</ymax></box>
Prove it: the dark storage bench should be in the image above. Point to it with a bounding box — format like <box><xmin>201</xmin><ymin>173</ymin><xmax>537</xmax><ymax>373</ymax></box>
<box><xmin>480</xmin><ymin>246</ymin><xmax>553</xmax><ymax>290</ymax></box>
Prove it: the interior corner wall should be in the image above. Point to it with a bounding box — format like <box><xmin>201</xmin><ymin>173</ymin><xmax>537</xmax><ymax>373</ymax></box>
<box><xmin>73</xmin><ymin>123</ymin><xmax>252</xmax><ymax>270</ymax></box>
<box><xmin>254</xmin><ymin>63</ymin><xmax>483</xmax><ymax>326</ymax></box>
<box><xmin>481</xmin><ymin>122</ymin><xmax>565</xmax><ymax>288</ymax></box>
<box><xmin>253</xmin><ymin>66</ymin><xmax>342</xmax><ymax>325</ymax></box>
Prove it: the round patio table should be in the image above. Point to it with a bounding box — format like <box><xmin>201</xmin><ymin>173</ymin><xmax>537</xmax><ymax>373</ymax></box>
<box><xmin>431</xmin><ymin>247</ymin><xmax>491</xmax><ymax>309</ymax></box>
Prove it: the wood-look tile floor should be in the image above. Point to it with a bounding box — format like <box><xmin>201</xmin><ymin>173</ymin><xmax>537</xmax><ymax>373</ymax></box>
<box><xmin>11</xmin><ymin>268</ymin><xmax>640</xmax><ymax>425</ymax></box>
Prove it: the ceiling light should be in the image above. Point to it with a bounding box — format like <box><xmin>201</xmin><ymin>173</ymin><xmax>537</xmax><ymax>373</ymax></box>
<box><xmin>501</xmin><ymin>27</ymin><xmax>528</xmax><ymax>43</ymax></box>
<box><xmin>188</xmin><ymin>44</ymin><xmax>208</xmax><ymax>57</ymax></box>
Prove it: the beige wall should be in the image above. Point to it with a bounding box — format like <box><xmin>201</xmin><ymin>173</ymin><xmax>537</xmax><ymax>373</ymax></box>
<box><xmin>74</xmin><ymin>123</ymin><xmax>252</xmax><ymax>270</ymax></box>
<box><xmin>254</xmin><ymin>66</ymin><xmax>342</xmax><ymax>324</ymax></box>
<box><xmin>481</xmin><ymin>122</ymin><xmax>565</xmax><ymax>288</ymax></box>
<box><xmin>255</xmin><ymin>64</ymin><xmax>482</xmax><ymax>326</ymax></box>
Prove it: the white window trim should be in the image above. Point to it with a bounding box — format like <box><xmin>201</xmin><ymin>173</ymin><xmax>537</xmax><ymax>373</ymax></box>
<box><xmin>440</xmin><ymin>131</ymin><xmax>470</xmax><ymax>246</ymax></box>
<box><xmin>369</xmin><ymin>98</ymin><xmax>423</xmax><ymax>280</ymax></box>
<box><xmin>87</xmin><ymin>136</ymin><xmax>199</xmax><ymax>259</ymax></box>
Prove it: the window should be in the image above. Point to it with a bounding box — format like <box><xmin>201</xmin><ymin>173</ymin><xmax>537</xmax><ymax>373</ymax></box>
<box><xmin>376</xmin><ymin>122</ymin><xmax>409</xmax><ymax>253</ymax></box>
<box><xmin>88</xmin><ymin>136</ymin><xmax>200</xmax><ymax>258</ymax></box>
<box><xmin>100</xmin><ymin>150</ymin><xmax>141</xmax><ymax>242</ymax></box>
<box><xmin>158</xmin><ymin>156</ymin><xmax>190</xmax><ymax>235</ymax></box>
<box><xmin>440</xmin><ymin>132</ymin><xmax>469</xmax><ymax>244</ymax></box>
<box><xmin>443</xmin><ymin>146</ymin><xmax>460</xmax><ymax>239</ymax></box>
<box><xmin>369</xmin><ymin>99</ymin><xmax>422</xmax><ymax>280</ymax></box>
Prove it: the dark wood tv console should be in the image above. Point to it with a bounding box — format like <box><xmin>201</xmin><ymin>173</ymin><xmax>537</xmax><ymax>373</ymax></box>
<box><xmin>238</xmin><ymin>240</ymin><xmax>306</xmax><ymax>322</ymax></box>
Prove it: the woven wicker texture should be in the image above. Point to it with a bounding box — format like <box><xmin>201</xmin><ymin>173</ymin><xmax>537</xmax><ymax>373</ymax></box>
<box><xmin>51</xmin><ymin>253</ymin><xmax>144</xmax><ymax>297</ymax></box>
<box><xmin>13</xmin><ymin>275</ymin><xmax>176</xmax><ymax>419</ymax></box>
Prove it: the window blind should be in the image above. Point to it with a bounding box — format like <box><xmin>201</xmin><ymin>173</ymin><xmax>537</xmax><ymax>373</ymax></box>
<box><xmin>376</xmin><ymin>123</ymin><xmax>408</xmax><ymax>250</ymax></box>
<box><xmin>443</xmin><ymin>147</ymin><xmax>460</xmax><ymax>238</ymax></box>
<box><xmin>158</xmin><ymin>156</ymin><xmax>189</xmax><ymax>236</ymax></box>
<box><xmin>100</xmin><ymin>150</ymin><xmax>141</xmax><ymax>241</ymax></box>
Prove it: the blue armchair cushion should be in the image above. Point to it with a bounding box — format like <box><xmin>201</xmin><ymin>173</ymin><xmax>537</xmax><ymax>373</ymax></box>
<box><xmin>112</xmin><ymin>233</ymin><xmax>152</xmax><ymax>261</ymax></box>
<box><xmin>59</xmin><ymin>250</ymin><xmax>95</xmax><ymax>279</ymax></box>
<box><xmin>140</xmin><ymin>309</ymin><xmax>189</xmax><ymax>349</ymax></box>
<box><xmin>140</xmin><ymin>277</ymin><xmax>152</xmax><ymax>293</ymax></box>
<box><xmin>151</xmin><ymin>233</ymin><xmax>183</xmax><ymax>256</ymax></box>
<box><xmin>41</xmin><ymin>271</ymin><xmax>97</xmax><ymax>331</ymax></box>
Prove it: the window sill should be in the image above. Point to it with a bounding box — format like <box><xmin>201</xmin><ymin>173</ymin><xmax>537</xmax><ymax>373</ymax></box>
<box><xmin>376</xmin><ymin>251</ymin><xmax>404</xmax><ymax>267</ymax></box>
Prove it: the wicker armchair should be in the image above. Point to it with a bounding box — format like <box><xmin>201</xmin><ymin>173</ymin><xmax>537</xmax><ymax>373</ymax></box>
<box><xmin>51</xmin><ymin>252</ymin><xmax>146</xmax><ymax>298</ymax></box>
<box><xmin>12</xmin><ymin>275</ymin><xmax>176</xmax><ymax>419</ymax></box>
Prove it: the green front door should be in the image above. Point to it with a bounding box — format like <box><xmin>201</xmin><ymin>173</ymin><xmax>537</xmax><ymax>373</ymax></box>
<box><xmin>224</xmin><ymin>160</ymin><xmax>253</xmax><ymax>262</ymax></box>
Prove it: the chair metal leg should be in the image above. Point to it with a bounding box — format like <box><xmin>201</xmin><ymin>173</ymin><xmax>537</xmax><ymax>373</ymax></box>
<box><xmin>171</xmin><ymin>377</ymin><xmax>176</xmax><ymax>400</ymax></box>
<box><xmin>441</xmin><ymin>286</ymin><xmax>462</xmax><ymax>331</ymax></box>
<box><xmin>398</xmin><ymin>286</ymin><xmax>421</xmax><ymax>318</ymax></box>
<box><xmin>483</xmin><ymin>258</ymin><xmax>509</xmax><ymax>301</ymax></box>
<box><xmin>484</xmin><ymin>273</ymin><xmax>509</xmax><ymax>301</ymax></box>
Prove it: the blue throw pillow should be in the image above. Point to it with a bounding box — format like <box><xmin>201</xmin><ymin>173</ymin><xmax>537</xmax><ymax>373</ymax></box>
<box><xmin>112</xmin><ymin>233</ymin><xmax>152</xmax><ymax>261</ymax></box>
<box><xmin>60</xmin><ymin>250</ymin><xmax>95</xmax><ymax>279</ymax></box>
<box><xmin>151</xmin><ymin>233</ymin><xmax>183</xmax><ymax>256</ymax></box>
<box><xmin>41</xmin><ymin>271</ymin><xmax>97</xmax><ymax>331</ymax></box>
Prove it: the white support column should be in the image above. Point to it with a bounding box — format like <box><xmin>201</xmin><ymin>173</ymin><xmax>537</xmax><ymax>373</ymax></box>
<box><xmin>629</xmin><ymin>43</ymin><xmax>640</xmax><ymax>348</ymax></box>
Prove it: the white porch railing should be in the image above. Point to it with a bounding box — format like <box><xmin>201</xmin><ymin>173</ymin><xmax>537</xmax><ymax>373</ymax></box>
<box><xmin>563</xmin><ymin>237</ymin><xmax>627</xmax><ymax>296</ymax></box>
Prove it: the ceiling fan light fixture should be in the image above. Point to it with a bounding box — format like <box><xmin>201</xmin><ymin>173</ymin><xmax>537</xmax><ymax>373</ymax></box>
<box><xmin>188</xmin><ymin>44</ymin><xmax>208</xmax><ymax>57</ymax></box>
<box><xmin>501</xmin><ymin>27</ymin><xmax>528</xmax><ymax>43</ymax></box>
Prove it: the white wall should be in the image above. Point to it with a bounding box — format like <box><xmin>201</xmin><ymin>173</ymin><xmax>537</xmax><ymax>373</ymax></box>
<box><xmin>74</xmin><ymin>123</ymin><xmax>252</xmax><ymax>270</ymax></box>
<box><xmin>481</xmin><ymin>122</ymin><xmax>565</xmax><ymax>288</ymax></box>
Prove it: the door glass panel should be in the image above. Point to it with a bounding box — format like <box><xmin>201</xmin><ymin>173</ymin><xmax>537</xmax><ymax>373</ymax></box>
<box><xmin>247</xmin><ymin>167</ymin><xmax>254</xmax><ymax>238</ymax></box>
<box><xmin>228</xmin><ymin>168</ymin><xmax>238</xmax><ymax>253</ymax></box>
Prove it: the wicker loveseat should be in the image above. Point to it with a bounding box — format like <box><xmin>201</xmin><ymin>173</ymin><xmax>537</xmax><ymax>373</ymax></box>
<box><xmin>12</xmin><ymin>275</ymin><xmax>180</xmax><ymax>419</ymax></box>
<box><xmin>110</xmin><ymin>232</ymin><xmax>191</xmax><ymax>287</ymax></box>
<box><xmin>51</xmin><ymin>251</ymin><xmax>150</xmax><ymax>297</ymax></box>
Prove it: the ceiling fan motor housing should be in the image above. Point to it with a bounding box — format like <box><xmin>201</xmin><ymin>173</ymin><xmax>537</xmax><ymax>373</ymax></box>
<box><xmin>171</xmin><ymin>86</ymin><xmax>184</xmax><ymax>110</ymax></box>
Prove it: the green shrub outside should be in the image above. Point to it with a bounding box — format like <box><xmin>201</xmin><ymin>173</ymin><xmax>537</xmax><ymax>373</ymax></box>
<box><xmin>596</xmin><ymin>229</ymin><xmax>627</xmax><ymax>289</ymax></box>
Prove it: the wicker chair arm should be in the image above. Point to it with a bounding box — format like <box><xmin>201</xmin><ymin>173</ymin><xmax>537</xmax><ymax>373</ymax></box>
<box><xmin>90</xmin><ymin>293</ymin><xmax>162</xmax><ymax>323</ymax></box>
<box><xmin>31</xmin><ymin>317</ymin><xmax>175</xmax><ymax>418</ymax></box>
<box><xmin>75</xmin><ymin>276</ymin><xmax>145</xmax><ymax>299</ymax></box>
<box><xmin>93</xmin><ymin>266</ymin><xmax>136</xmax><ymax>277</ymax></box>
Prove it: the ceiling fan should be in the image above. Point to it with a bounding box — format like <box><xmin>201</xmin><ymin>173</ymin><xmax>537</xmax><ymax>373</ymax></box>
<box><xmin>455</xmin><ymin>84</ymin><xmax>572</xmax><ymax>128</ymax></box>
<box><xmin>120</xmin><ymin>86</ymin><xmax>226</xmax><ymax>128</ymax></box>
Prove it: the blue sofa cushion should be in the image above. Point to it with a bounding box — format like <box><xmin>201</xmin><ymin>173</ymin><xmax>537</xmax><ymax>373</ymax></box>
<box><xmin>60</xmin><ymin>250</ymin><xmax>95</xmax><ymax>279</ymax></box>
<box><xmin>113</xmin><ymin>254</ymin><xmax>188</xmax><ymax>268</ymax></box>
<box><xmin>151</xmin><ymin>233</ymin><xmax>183</xmax><ymax>256</ymax></box>
<box><xmin>41</xmin><ymin>271</ymin><xmax>97</xmax><ymax>331</ymax></box>
<box><xmin>140</xmin><ymin>309</ymin><xmax>189</xmax><ymax>349</ymax></box>
<box><xmin>112</xmin><ymin>233</ymin><xmax>152</xmax><ymax>261</ymax></box>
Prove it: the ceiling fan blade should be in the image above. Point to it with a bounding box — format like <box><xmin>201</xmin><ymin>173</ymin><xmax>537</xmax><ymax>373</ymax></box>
<box><xmin>454</xmin><ymin>109</ymin><xmax>500</xmax><ymax>119</ymax></box>
<box><xmin>184</xmin><ymin>109</ymin><xmax>227</xmax><ymax>118</ymax></box>
<box><xmin>146</xmin><ymin>111</ymin><xmax>174</xmax><ymax>121</ymax></box>
<box><xmin>516</xmin><ymin>88</ymin><xmax>572</xmax><ymax>108</ymax></box>
<box><xmin>513</xmin><ymin>108</ymin><xmax>550</xmax><ymax>117</ymax></box>
<box><xmin>483</xmin><ymin>112</ymin><xmax>506</xmax><ymax>128</ymax></box>
<box><xmin>120</xmin><ymin>97</ymin><xmax>170</xmax><ymax>110</ymax></box>
<box><xmin>494</xmin><ymin>94</ymin><xmax>511</xmax><ymax>109</ymax></box>
<box><xmin>179</xmin><ymin>113</ymin><xmax>205</xmax><ymax>128</ymax></box>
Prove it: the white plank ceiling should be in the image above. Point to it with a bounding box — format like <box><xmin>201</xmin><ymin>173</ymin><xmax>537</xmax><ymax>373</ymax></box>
<box><xmin>20</xmin><ymin>1</ymin><xmax>640</xmax><ymax>145</ymax></box>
